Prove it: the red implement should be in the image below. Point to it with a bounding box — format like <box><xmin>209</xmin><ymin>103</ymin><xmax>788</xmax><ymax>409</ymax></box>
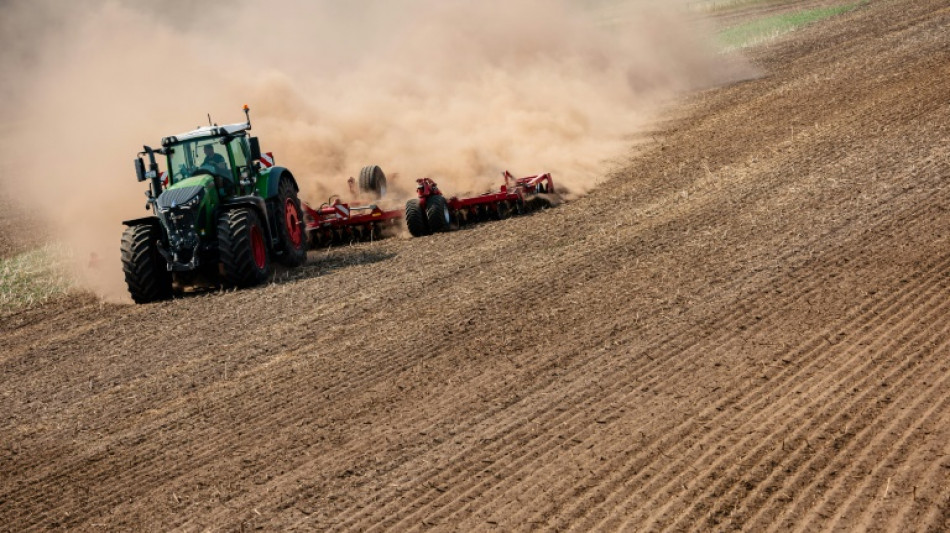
<box><xmin>405</xmin><ymin>171</ymin><xmax>556</xmax><ymax>237</ymax></box>
<box><xmin>302</xmin><ymin>198</ymin><xmax>402</xmax><ymax>247</ymax></box>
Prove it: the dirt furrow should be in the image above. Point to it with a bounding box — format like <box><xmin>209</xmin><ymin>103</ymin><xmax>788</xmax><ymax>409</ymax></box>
<box><xmin>727</xmin><ymin>316</ymin><xmax>950</xmax><ymax>531</ymax></box>
<box><xmin>879</xmin><ymin>425</ymin><xmax>950</xmax><ymax>532</ymax></box>
<box><xmin>336</xmin><ymin>195</ymin><xmax>947</xmax><ymax>531</ymax></box>
<box><xmin>659</xmin><ymin>258</ymin><xmax>950</xmax><ymax>527</ymax></box>
<box><xmin>534</xmin><ymin>199</ymin><xmax>950</xmax><ymax>529</ymax></box>
<box><xmin>561</xmin><ymin>261</ymin><xmax>950</xmax><ymax>531</ymax></box>
<box><xmin>688</xmin><ymin>255</ymin><xmax>950</xmax><ymax>503</ymax></box>
<box><xmin>819</xmin><ymin>350</ymin><xmax>950</xmax><ymax>531</ymax></box>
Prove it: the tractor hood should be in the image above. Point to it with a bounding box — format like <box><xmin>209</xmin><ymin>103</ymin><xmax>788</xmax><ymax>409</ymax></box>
<box><xmin>157</xmin><ymin>185</ymin><xmax>204</xmax><ymax>211</ymax></box>
<box><xmin>155</xmin><ymin>175</ymin><xmax>217</xmax><ymax>262</ymax></box>
<box><xmin>158</xmin><ymin>175</ymin><xmax>215</xmax><ymax>208</ymax></box>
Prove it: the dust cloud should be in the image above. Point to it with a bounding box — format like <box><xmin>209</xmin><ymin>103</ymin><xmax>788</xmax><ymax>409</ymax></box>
<box><xmin>0</xmin><ymin>0</ymin><xmax>749</xmax><ymax>301</ymax></box>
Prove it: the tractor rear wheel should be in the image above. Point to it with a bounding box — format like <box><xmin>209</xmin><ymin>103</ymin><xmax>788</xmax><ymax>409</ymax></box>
<box><xmin>425</xmin><ymin>194</ymin><xmax>451</xmax><ymax>233</ymax></box>
<box><xmin>358</xmin><ymin>165</ymin><xmax>387</xmax><ymax>199</ymax></box>
<box><xmin>218</xmin><ymin>208</ymin><xmax>271</xmax><ymax>287</ymax></box>
<box><xmin>121</xmin><ymin>224</ymin><xmax>173</xmax><ymax>304</ymax></box>
<box><xmin>275</xmin><ymin>178</ymin><xmax>307</xmax><ymax>267</ymax></box>
<box><xmin>405</xmin><ymin>199</ymin><xmax>430</xmax><ymax>237</ymax></box>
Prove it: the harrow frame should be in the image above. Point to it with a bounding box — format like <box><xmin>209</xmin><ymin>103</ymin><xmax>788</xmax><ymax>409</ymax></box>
<box><xmin>302</xmin><ymin>199</ymin><xmax>401</xmax><ymax>247</ymax></box>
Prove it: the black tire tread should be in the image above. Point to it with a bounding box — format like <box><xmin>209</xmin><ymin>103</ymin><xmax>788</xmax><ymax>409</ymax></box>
<box><xmin>405</xmin><ymin>199</ymin><xmax>430</xmax><ymax>237</ymax></box>
<box><xmin>425</xmin><ymin>194</ymin><xmax>450</xmax><ymax>233</ymax></box>
<box><xmin>218</xmin><ymin>208</ymin><xmax>270</xmax><ymax>287</ymax></box>
<box><xmin>120</xmin><ymin>224</ymin><xmax>172</xmax><ymax>304</ymax></box>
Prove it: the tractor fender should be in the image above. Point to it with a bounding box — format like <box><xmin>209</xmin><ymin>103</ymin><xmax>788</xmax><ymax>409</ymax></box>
<box><xmin>265</xmin><ymin>167</ymin><xmax>298</xmax><ymax>199</ymax></box>
<box><xmin>121</xmin><ymin>216</ymin><xmax>160</xmax><ymax>228</ymax></box>
<box><xmin>221</xmin><ymin>196</ymin><xmax>276</xmax><ymax>246</ymax></box>
<box><xmin>121</xmin><ymin>216</ymin><xmax>170</xmax><ymax>259</ymax></box>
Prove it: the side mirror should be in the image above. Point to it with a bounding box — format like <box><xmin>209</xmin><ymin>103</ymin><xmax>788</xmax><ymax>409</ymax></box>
<box><xmin>135</xmin><ymin>157</ymin><xmax>146</xmax><ymax>182</ymax></box>
<box><xmin>249</xmin><ymin>136</ymin><xmax>262</xmax><ymax>161</ymax></box>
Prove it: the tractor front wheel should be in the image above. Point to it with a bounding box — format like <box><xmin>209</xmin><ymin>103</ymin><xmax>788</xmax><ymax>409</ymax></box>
<box><xmin>275</xmin><ymin>178</ymin><xmax>307</xmax><ymax>267</ymax></box>
<box><xmin>121</xmin><ymin>224</ymin><xmax>173</xmax><ymax>304</ymax></box>
<box><xmin>405</xmin><ymin>199</ymin><xmax>430</xmax><ymax>237</ymax></box>
<box><xmin>218</xmin><ymin>208</ymin><xmax>271</xmax><ymax>287</ymax></box>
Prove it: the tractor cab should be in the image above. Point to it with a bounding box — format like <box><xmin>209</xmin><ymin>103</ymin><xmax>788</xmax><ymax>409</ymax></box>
<box><xmin>161</xmin><ymin>122</ymin><xmax>260</xmax><ymax>198</ymax></box>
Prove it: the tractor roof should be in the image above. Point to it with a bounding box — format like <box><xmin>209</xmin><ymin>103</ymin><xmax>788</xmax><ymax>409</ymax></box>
<box><xmin>161</xmin><ymin>121</ymin><xmax>250</xmax><ymax>147</ymax></box>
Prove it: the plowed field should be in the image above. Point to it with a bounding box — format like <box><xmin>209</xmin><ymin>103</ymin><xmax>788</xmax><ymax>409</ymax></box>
<box><xmin>2</xmin><ymin>0</ymin><xmax>949</xmax><ymax>530</ymax></box>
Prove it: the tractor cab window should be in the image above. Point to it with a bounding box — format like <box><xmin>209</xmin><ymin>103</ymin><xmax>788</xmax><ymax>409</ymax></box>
<box><xmin>230</xmin><ymin>137</ymin><xmax>248</xmax><ymax>169</ymax></box>
<box><xmin>167</xmin><ymin>138</ymin><xmax>232</xmax><ymax>185</ymax></box>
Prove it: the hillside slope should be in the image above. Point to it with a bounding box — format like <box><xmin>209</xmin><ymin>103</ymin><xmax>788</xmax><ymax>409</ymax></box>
<box><xmin>1</xmin><ymin>0</ymin><xmax>948</xmax><ymax>530</ymax></box>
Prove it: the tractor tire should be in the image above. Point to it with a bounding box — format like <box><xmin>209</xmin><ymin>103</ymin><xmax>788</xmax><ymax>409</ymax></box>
<box><xmin>218</xmin><ymin>208</ymin><xmax>271</xmax><ymax>287</ymax></box>
<box><xmin>358</xmin><ymin>165</ymin><xmax>387</xmax><ymax>199</ymax></box>
<box><xmin>425</xmin><ymin>194</ymin><xmax>451</xmax><ymax>233</ymax></box>
<box><xmin>275</xmin><ymin>178</ymin><xmax>307</xmax><ymax>267</ymax></box>
<box><xmin>405</xmin><ymin>198</ymin><xmax>430</xmax><ymax>237</ymax></box>
<box><xmin>121</xmin><ymin>224</ymin><xmax>172</xmax><ymax>304</ymax></box>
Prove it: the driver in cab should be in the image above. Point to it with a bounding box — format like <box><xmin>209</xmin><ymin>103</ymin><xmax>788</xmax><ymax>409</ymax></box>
<box><xmin>202</xmin><ymin>144</ymin><xmax>227</xmax><ymax>172</ymax></box>
<box><xmin>201</xmin><ymin>144</ymin><xmax>232</xmax><ymax>194</ymax></box>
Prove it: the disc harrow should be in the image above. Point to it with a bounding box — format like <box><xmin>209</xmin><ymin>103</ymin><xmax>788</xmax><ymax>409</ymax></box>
<box><xmin>300</xmin><ymin>167</ymin><xmax>556</xmax><ymax>246</ymax></box>
<box><xmin>301</xmin><ymin>165</ymin><xmax>401</xmax><ymax>248</ymax></box>
<box><xmin>302</xmin><ymin>198</ymin><xmax>401</xmax><ymax>247</ymax></box>
<box><xmin>405</xmin><ymin>170</ymin><xmax>555</xmax><ymax>237</ymax></box>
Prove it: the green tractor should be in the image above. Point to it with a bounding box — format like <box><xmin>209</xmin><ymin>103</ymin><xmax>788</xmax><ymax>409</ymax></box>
<box><xmin>121</xmin><ymin>105</ymin><xmax>307</xmax><ymax>303</ymax></box>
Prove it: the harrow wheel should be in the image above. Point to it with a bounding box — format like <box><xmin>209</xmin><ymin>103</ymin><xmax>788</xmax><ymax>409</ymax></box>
<box><xmin>358</xmin><ymin>165</ymin><xmax>388</xmax><ymax>199</ymax></box>
<box><xmin>218</xmin><ymin>208</ymin><xmax>271</xmax><ymax>287</ymax></box>
<box><xmin>275</xmin><ymin>177</ymin><xmax>307</xmax><ymax>267</ymax></box>
<box><xmin>425</xmin><ymin>194</ymin><xmax>451</xmax><ymax>232</ymax></box>
<box><xmin>405</xmin><ymin>199</ymin><xmax>430</xmax><ymax>237</ymax></box>
<box><xmin>121</xmin><ymin>224</ymin><xmax>173</xmax><ymax>304</ymax></box>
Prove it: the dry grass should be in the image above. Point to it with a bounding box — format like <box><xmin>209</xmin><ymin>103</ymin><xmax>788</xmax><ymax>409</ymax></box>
<box><xmin>718</xmin><ymin>2</ymin><xmax>863</xmax><ymax>49</ymax></box>
<box><xmin>0</xmin><ymin>244</ymin><xmax>73</xmax><ymax>313</ymax></box>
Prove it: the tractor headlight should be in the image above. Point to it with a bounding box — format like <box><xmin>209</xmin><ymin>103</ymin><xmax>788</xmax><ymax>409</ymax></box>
<box><xmin>178</xmin><ymin>195</ymin><xmax>200</xmax><ymax>210</ymax></box>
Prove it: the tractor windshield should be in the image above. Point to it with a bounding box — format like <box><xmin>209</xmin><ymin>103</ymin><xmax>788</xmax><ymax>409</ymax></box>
<box><xmin>167</xmin><ymin>138</ymin><xmax>232</xmax><ymax>185</ymax></box>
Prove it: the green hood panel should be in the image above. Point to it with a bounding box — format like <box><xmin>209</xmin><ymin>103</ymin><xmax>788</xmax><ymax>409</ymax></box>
<box><xmin>168</xmin><ymin>175</ymin><xmax>215</xmax><ymax>191</ymax></box>
<box><xmin>156</xmin><ymin>175</ymin><xmax>219</xmax><ymax>235</ymax></box>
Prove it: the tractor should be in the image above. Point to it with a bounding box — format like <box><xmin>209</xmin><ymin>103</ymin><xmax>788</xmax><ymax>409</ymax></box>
<box><xmin>120</xmin><ymin>105</ymin><xmax>307</xmax><ymax>303</ymax></box>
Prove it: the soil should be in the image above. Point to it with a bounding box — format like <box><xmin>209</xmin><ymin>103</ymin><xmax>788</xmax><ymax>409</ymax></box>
<box><xmin>2</xmin><ymin>0</ymin><xmax>948</xmax><ymax>530</ymax></box>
